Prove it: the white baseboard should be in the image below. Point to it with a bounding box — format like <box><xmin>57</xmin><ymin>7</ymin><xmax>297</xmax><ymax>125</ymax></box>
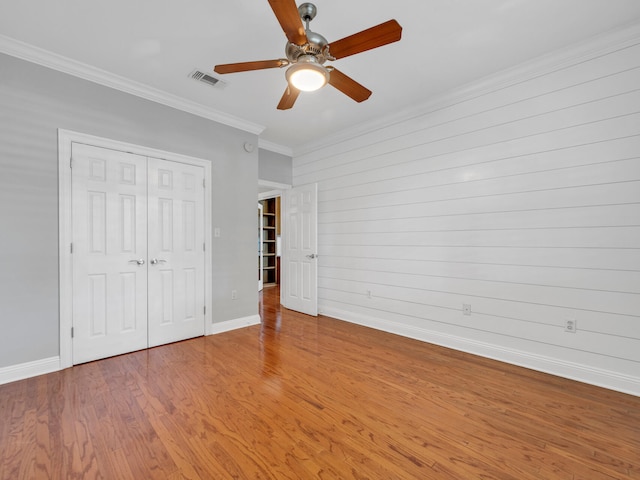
<box><xmin>322</xmin><ymin>306</ymin><xmax>640</xmax><ymax>398</ymax></box>
<box><xmin>0</xmin><ymin>315</ymin><xmax>262</xmax><ymax>385</ymax></box>
<box><xmin>208</xmin><ymin>314</ymin><xmax>261</xmax><ymax>335</ymax></box>
<box><xmin>0</xmin><ymin>356</ymin><xmax>60</xmax><ymax>386</ymax></box>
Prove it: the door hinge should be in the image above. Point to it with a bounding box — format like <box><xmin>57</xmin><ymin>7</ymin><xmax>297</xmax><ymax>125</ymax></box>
<box><xmin>70</xmin><ymin>157</ymin><xmax>72</xmax><ymax>169</ymax></box>
<box><xmin>71</xmin><ymin>327</ymin><xmax>74</xmax><ymax>338</ymax></box>
<box><xmin>202</xmin><ymin>178</ymin><xmax>205</xmax><ymax>188</ymax></box>
<box><xmin>70</xmin><ymin>243</ymin><xmax>73</xmax><ymax>254</ymax></box>
<box><xmin>203</xmin><ymin>243</ymin><xmax>206</xmax><ymax>252</ymax></box>
<box><xmin>203</xmin><ymin>306</ymin><xmax>206</xmax><ymax>315</ymax></box>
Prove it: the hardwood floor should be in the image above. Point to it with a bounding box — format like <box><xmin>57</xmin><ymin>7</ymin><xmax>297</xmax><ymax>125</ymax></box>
<box><xmin>1</xmin><ymin>286</ymin><xmax>639</xmax><ymax>479</ymax></box>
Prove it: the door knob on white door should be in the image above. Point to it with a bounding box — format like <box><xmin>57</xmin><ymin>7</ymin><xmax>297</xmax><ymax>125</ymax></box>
<box><xmin>128</xmin><ymin>259</ymin><xmax>145</xmax><ymax>265</ymax></box>
<box><xmin>306</xmin><ymin>253</ymin><xmax>318</xmax><ymax>259</ymax></box>
<box><xmin>150</xmin><ymin>258</ymin><xmax>167</xmax><ymax>265</ymax></box>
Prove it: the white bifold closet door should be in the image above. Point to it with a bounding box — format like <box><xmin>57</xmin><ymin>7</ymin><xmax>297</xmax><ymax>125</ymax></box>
<box><xmin>71</xmin><ymin>143</ymin><xmax>205</xmax><ymax>364</ymax></box>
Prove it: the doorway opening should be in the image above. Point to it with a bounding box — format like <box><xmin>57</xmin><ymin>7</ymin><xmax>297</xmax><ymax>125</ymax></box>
<box><xmin>258</xmin><ymin>196</ymin><xmax>281</xmax><ymax>290</ymax></box>
<box><xmin>258</xmin><ymin>181</ymin><xmax>318</xmax><ymax>316</ymax></box>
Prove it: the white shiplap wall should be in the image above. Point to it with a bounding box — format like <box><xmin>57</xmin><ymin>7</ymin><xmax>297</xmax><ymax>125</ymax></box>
<box><xmin>293</xmin><ymin>29</ymin><xmax>640</xmax><ymax>396</ymax></box>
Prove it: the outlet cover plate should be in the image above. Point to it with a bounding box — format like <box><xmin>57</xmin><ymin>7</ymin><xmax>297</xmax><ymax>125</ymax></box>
<box><xmin>565</xmin><ymin>317</ymin><xmax>577</xmax><ymax>333</ymax></box>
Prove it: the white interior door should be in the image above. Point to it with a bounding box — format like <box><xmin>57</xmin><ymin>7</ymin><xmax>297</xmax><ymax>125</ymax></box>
<box><xmin>71</xmin><ymin>144</ymin><xmax>206</xmax><ymax>363</ymax></box>
<box><xmin>71</xmin><ymin>143</ymin><xmax>149</xmax><ymax>364</ymax></box>
<box><xmin>147</xmin><ymin>158</ymin><xmax>206</xmax><ymax>347</ymax></box>
<box><xmin>282</xmin><ymin>183</ymin><xmax>318</xmax><ymax>316</ymax></box>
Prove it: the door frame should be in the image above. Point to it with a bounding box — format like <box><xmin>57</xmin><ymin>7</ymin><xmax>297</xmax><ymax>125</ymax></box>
<box><xmin>258</xmin><ymin>181</ymin><xmax>291</xmax><ymax>302</ymax></box>
<box><xmin>58</xmin><ymin>129</ymin><xmax>213</xmax><ymax>369</ymax></box>
<box><xmin>258</xmin><ymin>202</ymin><xmax>264</xmax><ymax>291</ymax></box>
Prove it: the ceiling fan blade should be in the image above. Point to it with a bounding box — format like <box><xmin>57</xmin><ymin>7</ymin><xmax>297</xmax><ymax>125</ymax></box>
<box><xmin>329</xmin><ymin>19</ymin><xmax>402</xmax><ymax>60</ymax></box>
<box><xmin>268</xmin><ymin>0</ymin><xmax>308</xmax><ymax>45</ymax></box>
<box><xmin>328</xmin><ymin>68</ymin><xmax>372</xmax><ymax>103</ymax></box>
<box><xmin>277</xmin><ymin>85</ymin><xmax>301</xmax><ymax>110</ymax></box>
<box><xmin>214</xmin><ymin>59</ymin><xmax>288</xmax><ymax>74</ymax></box>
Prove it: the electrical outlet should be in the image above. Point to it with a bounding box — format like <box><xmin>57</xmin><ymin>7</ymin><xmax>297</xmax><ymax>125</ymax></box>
<box><xmin>565</xmin><ymin>317</ymin><xmax>577</xmax><ymax>333</ymax></box>
<box><xmin>463</xmin><ymin>304</ymin><xmax>471</xmax><ymax>316</ymax></box>
<box><xmin>231</xmin><ymin>290</ymin><xmax>237</xmax><ymax>300</ymax></box>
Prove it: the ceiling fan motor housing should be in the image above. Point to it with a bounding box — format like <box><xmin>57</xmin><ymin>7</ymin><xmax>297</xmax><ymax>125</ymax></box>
<box><xmin>285</xmin><ymin>3</ymin><xmax>331</xmax><ymax>64</ymax></box>
<box><xmin>285</xmin><ymin>29</ymin><xmax>329</xmax><ymax>64</ymax></box>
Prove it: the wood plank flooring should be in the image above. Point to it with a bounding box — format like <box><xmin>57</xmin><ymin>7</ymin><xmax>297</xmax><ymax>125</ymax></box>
<box><xmin>1</xmin><ymin>286</ymin><xmax>639</xmax><ymax>479</ymax></box>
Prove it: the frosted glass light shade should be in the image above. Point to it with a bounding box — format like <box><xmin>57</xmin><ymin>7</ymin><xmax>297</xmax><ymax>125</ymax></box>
<box><xmin>285</xmin><ymin>56</ymin><xmax>329</xmax><ymax>92</ymax></box>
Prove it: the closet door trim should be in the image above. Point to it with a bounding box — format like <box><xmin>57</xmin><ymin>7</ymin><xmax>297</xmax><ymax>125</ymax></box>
<box><xmin>58</xmin><ymin>129</ymin><xmax>213</xmax><ymax>369</ymax></box>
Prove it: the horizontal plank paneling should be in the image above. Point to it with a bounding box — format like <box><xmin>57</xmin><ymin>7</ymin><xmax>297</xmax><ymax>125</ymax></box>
<box><xmin>319</xmin><ymin>269</ymin><xmax>639</xmax><ymax>316</ymax></box>
<box><xmin>294</xmin><ymin>42</ymin><xmax>640</xmax><ymax>172</ymax></box>
<box><xmin>318</xmin><ymin>277</ymin><xmax>637</xmax><ymax>339</ymax></box>
<box><xmin>319</xmin><ymin>256</ymin><xmax>640</xmax><ymax>294</ymax></box>
<box><xmin>319</xmin><ymin>287</ymin><xmax>640</xmax><ymax>362</ymax></box>
<box><xmin>319</xmin><ymin>245</ymin><xmax>640</xmax><ymax>270</ymax></box>
<box><xmin>320</xmin><ymin>203</ymin><xmax>640</xmax><ymax>231</ymax></box>
<box><xmin>321</xmin><ymin>226</ymin><xmax>640</xmax><ymax>249</ymax></box>
<box><xmin>319</xmin><ymin>182</ymin><xmax>640</xmax><ymax>223</ymax></box>
<box><xmin>319</xmin><ymin>156</ymin><xmax>640</xmax><ymax>204</ymax></box>
<box><xmin>299</xmin><ymin>112</ymin><xmax>640</xmax><ymax>185</ymax></box>
<box><xmin>294</xmin><ymin>29</ymin><xmax>640</xmax><ymax>392</ymax></box>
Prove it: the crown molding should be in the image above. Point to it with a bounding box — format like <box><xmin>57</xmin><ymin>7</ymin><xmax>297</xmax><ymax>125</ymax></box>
<box><xmin>294</xmin><ymin>20</ymin><xmax>640</xmax><ymax>157</ymax></box>
<box><xmin>258</xmin><ymin>139</ymin><xmax>293</xmax><ymax>156</ymax></box>
<box><xmin>0</xmin><ymin>34</ymin><xmax>265</xmax><ymax>136</ymax></box>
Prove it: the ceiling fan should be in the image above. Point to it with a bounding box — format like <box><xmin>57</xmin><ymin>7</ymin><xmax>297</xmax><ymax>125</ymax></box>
<box><xmin>214</xmin><ymin>0</ymin><xmax>402</xmax><ymax>110</ymax></box>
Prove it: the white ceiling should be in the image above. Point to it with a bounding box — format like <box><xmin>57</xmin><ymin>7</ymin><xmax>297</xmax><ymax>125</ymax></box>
<box><xmin>2</xmin><ymin>1</ymin><xmax>640</xmax><ymax>152</ymax></box>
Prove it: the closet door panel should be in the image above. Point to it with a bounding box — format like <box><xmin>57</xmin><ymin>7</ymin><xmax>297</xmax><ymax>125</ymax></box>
<box><xmin>71</xmin><ymin>143</ymin><xmax>148</xmax><ymax>364</ymax></box>
<box><xmin>147</xmin><ymin>158</ymin><xmax>206</xmax><ymax>347</ymax></box>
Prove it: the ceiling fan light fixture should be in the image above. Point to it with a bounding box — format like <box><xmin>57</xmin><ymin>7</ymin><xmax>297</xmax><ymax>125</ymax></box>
<box><xmin>285</xmin><ymin>55</ymin><xmax>329</xmax><ymax>92</ymax></box>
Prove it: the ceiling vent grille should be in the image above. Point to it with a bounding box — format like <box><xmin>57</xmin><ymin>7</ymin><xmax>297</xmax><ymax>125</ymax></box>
<box><xmin>189</xmin><ymin>69</ymin><xmax>226</xmax><ymax>88</ymax></box>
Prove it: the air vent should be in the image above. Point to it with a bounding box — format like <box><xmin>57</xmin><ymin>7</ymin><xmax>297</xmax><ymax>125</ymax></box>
<box><xmin>189</xmin><ymin>69</ymin><xmax>226</xmax><ymax>88</ymax></box>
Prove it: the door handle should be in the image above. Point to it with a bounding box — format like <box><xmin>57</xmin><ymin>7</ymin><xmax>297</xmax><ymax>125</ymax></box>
<box><xmin>128</xmin><ymin>259</ymin><xmax>145</xmax><ymax>266</ymax></box>
<box><xmin>306</xmin><ymin>253</ymin><xmax>318</xmax><ymax>259</ymax></box>
<box><xmin>150</xmin><ymin>258</ymin><xmax>167</xmax><ymax>265</ymax></box>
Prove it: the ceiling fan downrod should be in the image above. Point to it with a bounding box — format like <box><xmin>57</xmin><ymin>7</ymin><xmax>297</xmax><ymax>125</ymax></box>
<box><xmin>285</xmin><ymin>2</ymin><xmax>330</xmax><ymax>65</ymax></box>
<box><xmin>298</xmin><ymin>2</ymin><xmax>317</xmax><ymax>25</ymax></box>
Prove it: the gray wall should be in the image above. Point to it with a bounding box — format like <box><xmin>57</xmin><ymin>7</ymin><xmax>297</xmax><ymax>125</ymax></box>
<box><xmin>0</xmin><ymin>53</ymin><xmax>259</xmax><ymax>368</ymax></box>
<box><xmin>258</xmin><ymin>148</ymin><xmax>292</xmax><ymax>185</ymax></box>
